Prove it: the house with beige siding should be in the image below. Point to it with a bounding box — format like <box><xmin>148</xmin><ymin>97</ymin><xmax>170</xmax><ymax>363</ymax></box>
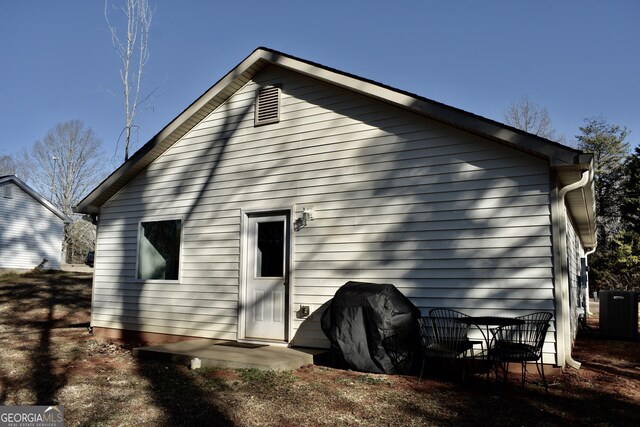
<box><xmin>75</xmin><ymin>48</ymin><xmax>596</xmax><ymax>368</ymax></box>
<box><xmin>1</xmin><ymin>175</ymin><xmax>70</xmax><ymax>270</ymax></box>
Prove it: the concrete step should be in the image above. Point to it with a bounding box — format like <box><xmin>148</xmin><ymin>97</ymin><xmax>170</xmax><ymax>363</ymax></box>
<box><xmin>133</xmin><ymin>339</ymin><xmax>326</xmax><ymax>371</ymax></box>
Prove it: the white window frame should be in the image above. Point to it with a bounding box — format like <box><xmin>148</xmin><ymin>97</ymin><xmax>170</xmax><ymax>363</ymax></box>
<box><xmin>135</xmin><ymin>216</ymin><xmax>183</xmax><ymax>284</ymax></box>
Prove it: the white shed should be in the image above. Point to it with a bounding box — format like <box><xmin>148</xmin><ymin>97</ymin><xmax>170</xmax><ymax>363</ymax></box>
<box><xmin>75</xmin><ymin>48</ymin><xmax>596</xmax><ymax>368</ymax></box>
<box><xmin>0</xmin><ymin>175</ymin><xmax>70</xmax><ymax>270</ymax></box>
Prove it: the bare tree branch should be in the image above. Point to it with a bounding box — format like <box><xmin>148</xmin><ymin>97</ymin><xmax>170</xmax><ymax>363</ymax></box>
<box><xmin>25</xmin><ymin>120</ymin><xmax>107</xmax><ymax>217</ymax></box>
<box><xmin>0</xmin><ymin>155</ymin><xmax>17</xmax><ymax>175</ymax></box>
<box><xmin>105</xmin><ymin>0</ymin><xmax>155</xmax><ymax>162</ymax></box>
<box><xmin>504</xmin><ymin>95</ymin><xmax>564</xmax><ymax>143</ymax></box>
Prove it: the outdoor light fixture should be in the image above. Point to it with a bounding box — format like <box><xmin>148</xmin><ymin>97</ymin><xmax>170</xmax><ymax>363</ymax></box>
<box><xmin>302</xmin><ymin>206</ymin><xmax>315</xmax><ymax>223</ymax></box>
<box><xmin>294</xmin><ymin>206</ymin><xmax>316</xmax><ymax>231</ymax></box>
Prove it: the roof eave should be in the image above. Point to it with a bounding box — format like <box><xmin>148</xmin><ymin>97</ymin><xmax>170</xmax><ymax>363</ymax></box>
<box><xmin>75</xmin><ymin>47</ymin><xmax>592</xmax><ymax>215</ymax></box>
<box><xmin>555</xmin><ymin>157</ymin><xmax>597</xmax><ymax>249</ymax></box>
<box><xmin>263</xmin><ymin>50</ymin><xmax>584</xmax><ymax>166</ymax></box>
<box><xmin>1</xmin><ymin>175</ymin><xmax>71</xmax><ymax>222</ymax></box>
<box><xmin>76</xmin><ymin>49</ymin><xmax>274</xmax><ymax>214</ymax></box>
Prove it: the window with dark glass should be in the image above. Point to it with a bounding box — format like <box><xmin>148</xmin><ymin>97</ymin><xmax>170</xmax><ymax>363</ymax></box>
<box><xmin>137</xmin><ymin>219</ymin><xmax>182</xmax><ymax>280</ymax></box>
<box><xmin>256</xmin><ymin>221</ymin><xmax>284</xmax><ymax>277</ymax></box>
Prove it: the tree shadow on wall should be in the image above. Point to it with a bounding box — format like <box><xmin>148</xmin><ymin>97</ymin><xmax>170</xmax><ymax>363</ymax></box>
<box><xmin>117</xmin><ymin>97</ymin><xmax>256</xmax><ymax>426</ymax></box>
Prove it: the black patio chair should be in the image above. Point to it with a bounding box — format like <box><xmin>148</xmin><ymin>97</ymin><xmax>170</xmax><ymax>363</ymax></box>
<box><xmin>382</xmin><ymin>333</ymin><xmax>415</xmax><ymax>375</ymax></box>
<box><xmin>417</xmin><ymin>308</ymin><xmax>481</xmax><ymax>382</ymax></box>
<box><xmin>491</xmin><ymin>312</ymin><xmax>553</xmax><ymax>392</ymax></box>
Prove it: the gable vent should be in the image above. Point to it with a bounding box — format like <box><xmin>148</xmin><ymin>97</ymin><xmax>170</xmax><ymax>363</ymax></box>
<box><xmin>255</xmin><ymin>85</ymin><xmax>281</xmax><ymax>126</ymax></box>
<box><xmin>3</xmin><ymin>184</ymin><xmax>12</xmax><ymax>199</ymax></box>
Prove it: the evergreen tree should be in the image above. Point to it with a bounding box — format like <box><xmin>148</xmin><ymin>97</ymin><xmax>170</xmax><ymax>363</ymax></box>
<box><xmin>621</xmin><ymin>146</ymin><xmax>640</xmax><ymax>234</ymax></box>
<box><xmin>575</xmin><ymin>116</ymin><xmax>630</xmax><ymax>245</ymax></box>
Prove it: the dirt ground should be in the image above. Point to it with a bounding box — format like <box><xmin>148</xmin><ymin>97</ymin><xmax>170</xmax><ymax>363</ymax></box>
<box><xmin>1</xmin><ymin>271</ymin><xmax>639</xmax><ymax>426</ymax></box>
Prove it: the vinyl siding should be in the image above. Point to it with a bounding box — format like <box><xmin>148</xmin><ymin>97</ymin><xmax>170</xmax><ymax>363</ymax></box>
<box><xmin>93</xmin><ymin>65</ymin><xmax>555</xmax><ymax>352</ymax></box>
<box><xmin>0</xmin><ymin>181</ymin><xmax>64</xmax><ymax>270</ymax></box>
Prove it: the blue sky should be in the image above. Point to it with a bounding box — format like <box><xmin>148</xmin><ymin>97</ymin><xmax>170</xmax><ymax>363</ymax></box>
<box><xmin>1</xmin><ymin>0</ymin><xmax>638</xmax><ymax>168</ymax></box>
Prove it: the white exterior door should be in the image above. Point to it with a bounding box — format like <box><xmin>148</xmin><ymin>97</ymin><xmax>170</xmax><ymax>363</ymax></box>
<box><xmin>244</xmin><ymin>213</ymin><xmax>288</xmax><ymax>341</ymax></box>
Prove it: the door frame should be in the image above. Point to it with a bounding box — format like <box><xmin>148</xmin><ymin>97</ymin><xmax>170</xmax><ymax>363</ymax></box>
<box><xmin>238</xmin><ymin>207</ymin><xmax>293</xmax><ymax>344</ymax></box>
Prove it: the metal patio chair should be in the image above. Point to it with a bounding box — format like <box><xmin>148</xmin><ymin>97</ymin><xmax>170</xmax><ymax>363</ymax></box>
<box><xmin>490</xmin><ymin>311</ymin><xmax>553</xmax><ymax>392</ymax></box>
<box><xmin>382</xmin><ymin>333</ymin><xmax>415</xmax><ymax>375</ymax></box>
<box><xmin>417</xmin><ymin>308</ymin><xmax>481</xmax><ymax>382</ymax></box>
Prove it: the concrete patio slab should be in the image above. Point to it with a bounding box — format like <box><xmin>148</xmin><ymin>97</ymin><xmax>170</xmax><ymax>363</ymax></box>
<box><xmin>133</xmin><ymin>339</ymin><xmax>326</xmax><ymax>371</ymax></box>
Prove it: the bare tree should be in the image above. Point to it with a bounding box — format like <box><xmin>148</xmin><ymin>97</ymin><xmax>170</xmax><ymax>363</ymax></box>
<box><xmin>27</xmin><ymin>120</ymin><xmax>107</xmax><ymax>216</ymax></box>
<box><xmin>0</xmin><ymin>155</ymin><xmax>16</xmax><ymax>175</ymax></box>
<box><xmin>64</xmin><ymin>217</ymin><xmax>97</xmax><ymax>264</ymax></box>
<box><xmin>504</xmin><ymin>95</ymin><xmax>563</xmax><ymax>142</ymax></box>
<box><xmin>105</xmin><ymin>0</ymin><xmax>154</xmax><ymax>162</ymax></box>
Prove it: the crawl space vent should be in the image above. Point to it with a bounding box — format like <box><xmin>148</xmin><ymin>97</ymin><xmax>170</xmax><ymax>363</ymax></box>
<box><xmin>255</xmin><ymin>85</ymin><xmax>281</xmax><ymax>126</ymax></box>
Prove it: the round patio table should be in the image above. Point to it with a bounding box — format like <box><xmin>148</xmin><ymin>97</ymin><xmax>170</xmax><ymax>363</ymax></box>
<box><xmin>453</xmin><ymin>316</ymin><xmax>525</xmax><ymax>378</ymax></box>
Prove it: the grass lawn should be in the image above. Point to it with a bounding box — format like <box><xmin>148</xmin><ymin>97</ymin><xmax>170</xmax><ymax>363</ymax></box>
<box><xmin>1</xmin><ymin>270</ymin><xmax>639</xmax><ymax>426</ymax></box>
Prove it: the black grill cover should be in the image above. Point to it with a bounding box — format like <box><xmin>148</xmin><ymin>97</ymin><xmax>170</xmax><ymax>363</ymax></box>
<box><xmin>321</xmin><ymin>281</ymin><xmax>421</xmax><ymax>374</ymax></box>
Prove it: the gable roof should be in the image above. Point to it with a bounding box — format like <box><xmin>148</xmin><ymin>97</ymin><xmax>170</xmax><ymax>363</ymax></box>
<box><xmin>1</xmin><ymin>175</ymin><xmax>71</xmax><ymax>222</ymax></box>
<box><xmin>74</xmin><ymin>47</ymin><xmax>595</xmax><ymax>247</ymax></box>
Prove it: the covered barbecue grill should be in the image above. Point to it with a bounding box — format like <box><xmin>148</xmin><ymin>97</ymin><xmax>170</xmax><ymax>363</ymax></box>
<box><xmin>321</xmin><ymin>281</ymin><xmax>421</xmax><ymax>374</ymax></box>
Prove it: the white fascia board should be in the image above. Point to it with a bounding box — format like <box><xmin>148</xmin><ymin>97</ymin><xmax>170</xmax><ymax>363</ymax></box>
<box><xmin>76</xmin><ymin>50</ymin><xmax>270</xmax><ymax>214</ymax></box>
<box><xmin>1</xmin><ymin>175</ymin><xmax>71</xmax><ymax>222</ymax></box>
<box><xmin>265</xmin><ymin>51</ymin><xmax>581</xmax><ymax>166</ymax></box>
<box><xmin>75</xmin><ymin>47</ymin><xmax>588</xmax><ymax>214</ymax></box>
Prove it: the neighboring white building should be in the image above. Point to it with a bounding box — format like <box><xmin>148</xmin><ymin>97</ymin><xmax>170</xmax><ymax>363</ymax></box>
<box><xmin>76</xmin><ymin>48</ymin><xmax>596</xmax><ymax>368</ymax></box>
<box><xmin>0</xmin><ymin>175</ymin><xmax>70</xmax><ymax>270</ymax></box>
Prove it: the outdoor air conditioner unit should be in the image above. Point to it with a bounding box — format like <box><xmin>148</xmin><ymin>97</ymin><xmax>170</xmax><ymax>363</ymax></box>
<box><xmin>599</xmin><ymin>290</ymin><xmax>639</xmax><ymax>339</ymax></box>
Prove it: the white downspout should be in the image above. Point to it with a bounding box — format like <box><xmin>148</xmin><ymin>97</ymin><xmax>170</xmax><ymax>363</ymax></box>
<box><xmin>584</xmin><ymin>245</ymin><xmax>597</xmax><ymax>257</ymax></box>
<box><xmin>584</xmin><ymin>244</ymin><xmax>597</xmax><ymax>315</ymax></box>
<box><xmin>557</xmin><ymin>170</ymin><xmax>591</xmax><ymax>206</ymax></box>
<box><xmin>557</xmin><ymin>169</ymin><xmax>592</xmax><ymax>370</ymax></box>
